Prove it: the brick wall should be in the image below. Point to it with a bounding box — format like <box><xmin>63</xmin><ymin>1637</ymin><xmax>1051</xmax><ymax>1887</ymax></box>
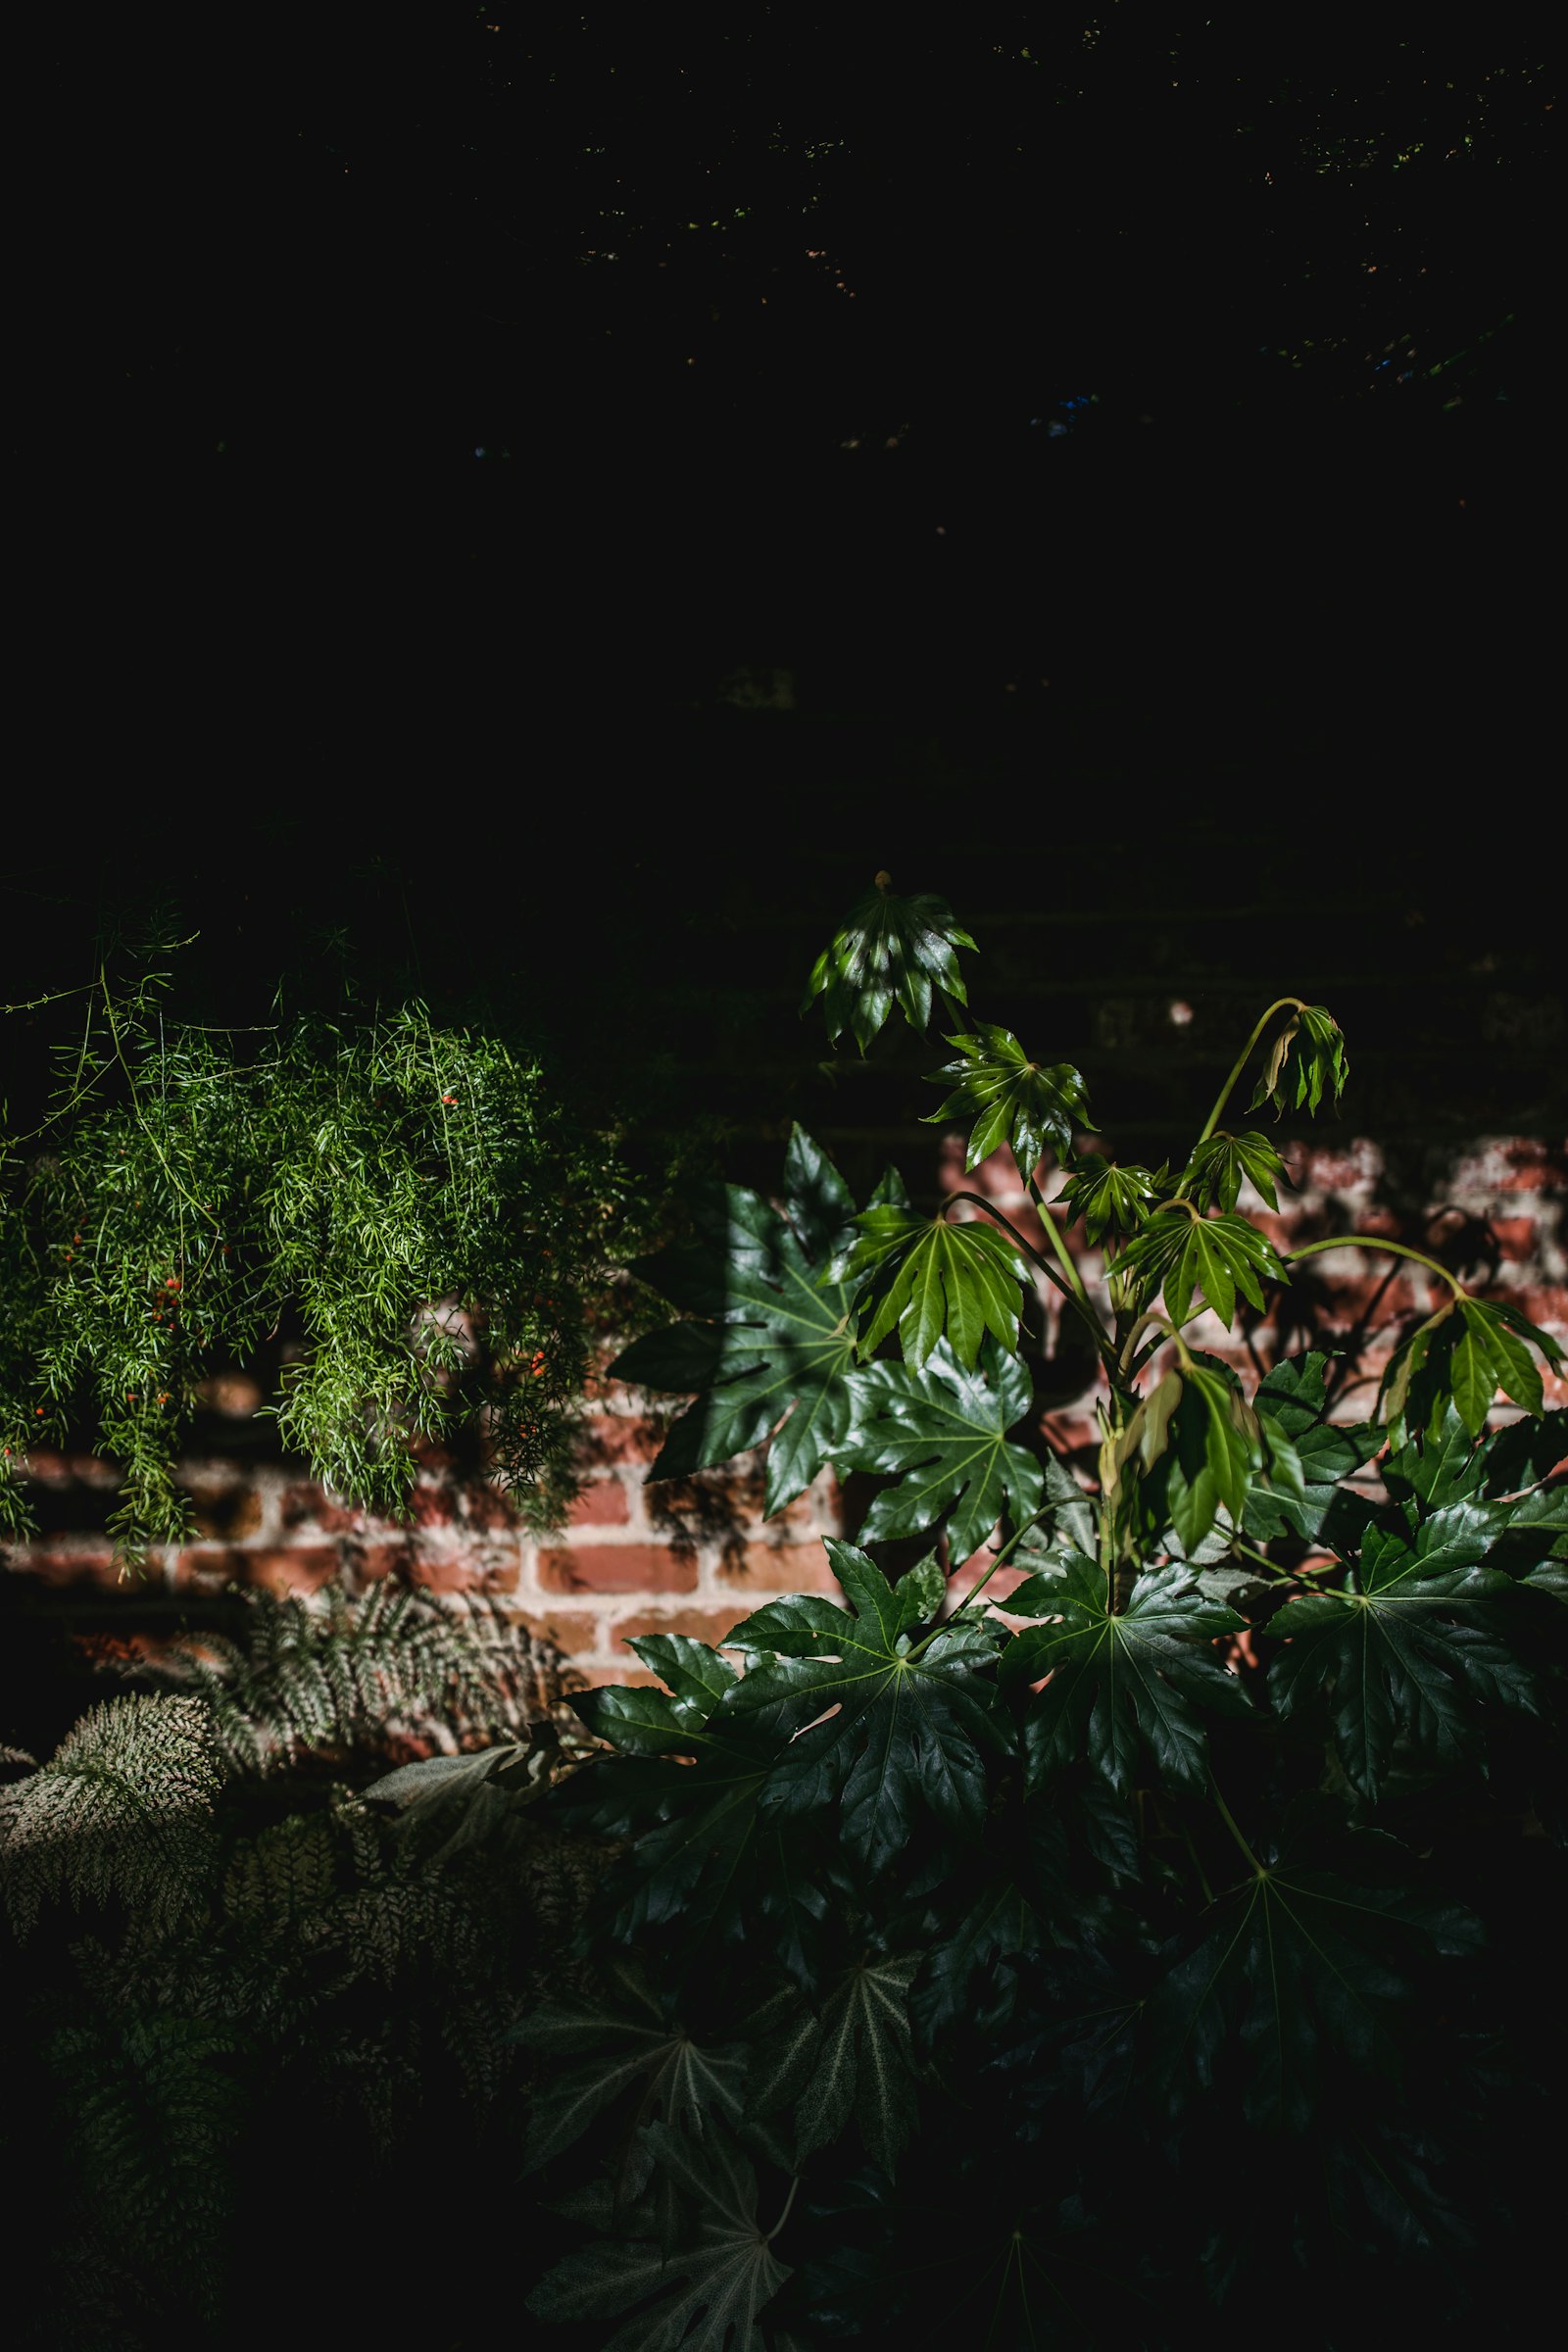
<box><xmin>5</xmin><ymin>1134</ymin><xmax>1563</xmax><ymax>1685</ymax></box>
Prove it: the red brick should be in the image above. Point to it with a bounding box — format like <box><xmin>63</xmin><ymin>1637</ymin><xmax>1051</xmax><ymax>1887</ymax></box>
<box><xmin>575</xmin><ymin>1414</ymin><xmax>666</xmax><ymax>1467</ymax></box>
<box><xmin>537</xmin><ymin>1544</ymin><xmax>698</xmax><ymax>1594</ymax></box>
<box><xmin>715</xmin><ymin>1540</ymin><xmax>843</xmax><ymax>1593</ymax></box>
<box><xmin>406</xmin><ymin>1543</ymin><xmax>522</xmax><ymax>1596</ymax></box>
<box><xmin>170</xmin><ymin>1544</ymin><xmax>250</xmax><ymax>1592</ymax></box>
<box><xmin>1491</xmin><ymin>1218</ymin><xmax>1539</xmax><ymax>1263</ymax></box>
<box><xmin>617</xmin><ymin>1608</ymin><xmax>750</xmax><ymax>1651</ymax></box>
<box><xmin>7</xmin><ymin>1546</ymin><xmax>124</xmax><ymax>1591</ymax></box>
<box><xmin>183</xmin><ymin>1482</ymin><xmax>264</xmax><ymax>1541</ymax></box>
<box><xmin>1501</xmin><ymin>1142</ymin><xmax>1565</xmax><ymax>1191</ymax></box>
<box><xmin>514</xmin><ymin>1608</ymin><xmax>602</xmax><ymax>1657</ymax></box>
<box><xmin>567</xmin><ymin>1478</ymin><xmax>631</xmax><ymax>1528</ymax></box>
<box><xmin>237</xmin><ymin>1544</ymin><xmax>340</xmax><ymax>1596</ymax></box>
<box><xmin>280</xmin><ymin>1485</ymin><xmax>365</xmax><ymax>1534</ymax></box>
<box><xmin>352</xmin><ymin>1539</ymin><xmax>417</xmax><ymax>1581</ymax></box>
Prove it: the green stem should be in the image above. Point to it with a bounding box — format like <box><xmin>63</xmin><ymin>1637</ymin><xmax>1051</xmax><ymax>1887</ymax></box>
<box><xmin>908</xmin><ymin>1505</ymin><xmax>1049</xmax><ymax>1653</ymax></box>
<box><xmin>1282</xmin><ymin>1235</ymin><xmax>1465</xmax><ymax>1298</ymax></box>
<box><xmin>1023</xmin><ymin>1171</ymin><xmax>1094</xmax><ymax>1308</ymax></box>
<box><xmin>1209</xmin><ymin>1773</ymin><xmax>1265</xmax><ymax>1878</ymax></box>
<box><xmin>1229</xmin><ymin>1536</ymin><xmax>1291</xmax><ymax>1581</ymax></box>
<box><xmin>1190</xmin><ymin>998</ymin><xmax>1305</xmax><ymax>1158</ymax></box>
<box><xmin>766</xmin><ymin>2176</ymin><xmax>800</xmax><ymax>2243</ymax></box>
<box><xmin>100</xmin><ymin>971</ymin><xmax>220</xmax><ymax>1234</ymax></box>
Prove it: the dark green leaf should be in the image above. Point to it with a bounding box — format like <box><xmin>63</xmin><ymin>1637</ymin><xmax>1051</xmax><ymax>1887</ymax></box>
<box><xmin>1267</xmin><ymin>1498</ymin><xmax>1533</xmax><ymax>1799</ymax></box>
<box><xmin>794</xmin><ymin>1956</ymin><xmax>921</xmax><ymax>2177</ymax></box>
<box><xmin>528</xmin><ymin>2120</ymin><xmax>789</xmax><ymax>2349</ymax></box>
<box><xmin>802</xmin><ymin>875</ymin><xmax>975</xmax><ymax>1054</ymax></box>
<box><xmin>1145</xmin><ymin>1854</ymin><xmax>1481</xmax><ymax>2134</ymax></box>
<box><xmin>840</xmin><ymin>1205</ymin><xmax>1029</xmax><ymax>1370</ymax></box>
<box><xmin>515</xmin><ymin>1955</ymin><xmax>745</xmax><ymax>2174</ymax></box>
<box><xmin>720</xmin><ymin>1541</ymin><xmax>1004</xmax><ymax>1875</ymax></box>
<box><xmin>1000</xmin><ymin>1555</ymin><xmax>1248</xmax><ymax>1795</ymax></box>
<box><xmin>836</xmin><ymin>1336</ymin><xmax>1045</xmax><ymax>1557</ymax></box>
<box><xmin>611</xmin><ymin>1130</ymin><xmax>864</xmax><ymax>1513</ymax></box>
<box><xmin>1243</xmin><ymin>1354</ymin><xmax>1383</xmax><ymax>1544</ymax></box>
<box><xmin>1483</xmin><ymin>1409</ymin><xmax>1568</xmax><ymax>1495</ymax></box>
<box><xmin>921</xmin><ymin>1022</ymin><xmax>1091</xmax><ymax>1181</ymax></box>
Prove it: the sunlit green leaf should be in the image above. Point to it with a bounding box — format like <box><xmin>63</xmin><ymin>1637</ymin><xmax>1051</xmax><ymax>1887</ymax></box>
<box><xmin>802</xmin><ymin>874</ymin><xmax>975</xmax><ymax>1054</ymax></box>
<box><xmin>1184</xmin><ymin>1129</ymin><xmax>1287</xmax><ymax>1215</ymax></box>
<box><xmin>1051</xmin><ymin>1155</ymin><xmax>1164</xmax><ymax>1246</ymax></box>
<box><xmin>840</xmin><ymin>1205</ymin><xmax>1029</xmax><ymax>1370</ymax></box>
<box><xmin>921</xmin><ymin>1022</ymin><xmax>1091</xmax><ymax>1181</ymax></box>
<box><xmin>1114</xmin><ymin>1203</ymin><xmax>1287</xmax><ymax>1329</ymax></box>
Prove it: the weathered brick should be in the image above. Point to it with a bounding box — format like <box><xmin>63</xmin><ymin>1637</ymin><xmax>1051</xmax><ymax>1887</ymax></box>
<box><xmin>407</xmin><ymin>1542</ymin><xmax>522</xmax><ymax>1596</ymax></box>
<box><xmin>616</xmin><ymin>1608</ymin><xmax>749</xmax><ymax>1650</ymax></box>
<box><xmin>236</xmin><ymin>1544</ymin><xmax>340</xmax><ymax>1596</ymax></box>
<box><xmin>183</xmin><ymin>1482</ymin><xmax>264</xmax><ymax>1541</ymax></box>
<box><xmin>714</xmin><ymin>1540</ymin><xmax>843</xmax><ymax>1593</ymax></box>
<box><xmin>280</xmin><ymin>1485</ymin><xmax>365</xmax><ymax>1534</ymax></box>
<box><xmin>513</xmin><ymin>1608</ymin><xmax>602</xmax><ymax>1657</ymax></box>
<box><xmin>567</xmin><ymin>1478</ymin><xmax>631</xmax><ymax>1528</ymax></box>
<box><xmin>537</xmin><ymin>1544</ymin><xmax>698</xmax><ymax>1594</ymax></box>
<box><xmin>575</xmin><ymin>1414</ymin><xmax>667</xmax><ymax>1467</ymax></box>
<box><xmin>352</xmin><ymin>1539</ymin><xmax>418</xmax><ymax>1582</ymax></box>
<box><xmin>7</xmin><ymin>1546</ymin><xmax>123</xmax><ymax>1591</ymax></box>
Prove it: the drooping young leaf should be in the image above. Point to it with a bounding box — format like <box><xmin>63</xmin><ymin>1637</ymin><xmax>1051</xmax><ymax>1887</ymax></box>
<box><xmin>1160</xmin><ymin>1365</ymin><xmax>1267</xmax><ymax>1556</ymax></box>
<box><xmin>610</xmin><ymin>1128</ymin><xmax>863</xmax><ymax>1514</ymax></box>
<box><xmin>1113</xmin><ymin>1203</ymin><xmax>1287</xmax><ymax>1330</ymax></box>
<box><xmin>802</xmin><ymin>873</ymin><xmax>976</xmax><ymax>1054</ymax></box>
<box><xmin>1448</xmin><ymin>1294</ymin><xmax>1564</xmax><ymax>1434</ymax></box>
<box><xmin>720</xmin><ymin>1541</ymin><xmax>1006</xmax><ymax>1876</ymax></box>
<box><xmin>920</xmin><ymin>1022</ymin><xmax>1091</xmax><ymax>1181</ymax></box>
<box><xmin>1051</xmin><ymin>1156</ymin><xmax>1163</xmax><ymax>1246</ymax></box>
<box><xmin>1266</xmin><ymin>1496</ymin><xmax>1535</xmax><ymax>1799</ymax></box>
<box><xmin>1144</xmin><ymin>1847</ymin><xmax>1481</xmax><ymax>2134</ymax></box>
<box><xmin>999</xmin><ymin>1555</ymin><xmax>1249</xmax><ymax>1795</ymax></box>
<box><xmin>528</xmin><ymin>2120</ymin><xmax>790</xmax><ymax>2350</ymax></box>
<box><xmin>1184</xmin><ymin>1130</ymin><xmax>1287</xmax><ymax>1215</ymax></box>
<box><xmin>792</xmin><ymin>1955</ymin><xmax>921</xmax><ymax>2178</ymax></box>
<box><xmin>836</xmin><ymin>1336</ymin><xmax>1045</xmax><ymax>1557</ymax></box>
<box><xmin>1248</xmin><ymin>1002</ymin><xmax>1349</xmax><ymax>1117</ymax></box>
<box><xmin>839</xmin><ymin>1205</ymin><xmax>1029</xmax><ymax>1370</ymax></box>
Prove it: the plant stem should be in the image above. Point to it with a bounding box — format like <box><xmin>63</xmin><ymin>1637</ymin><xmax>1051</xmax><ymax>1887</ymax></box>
<box><xmin>1023</xmin><ymin>1171</ymin><xmax>1094</xmax><ymax>1308</ymax></box>
<box><xmin>1191</xmin><ymin>998</ymin><xmax>1304</xmax><ymax>1156</ymax></box>
<box><xmin>100</xmin><ymin>972</ymin><xmax>221</xmax><ymax>1233</ymax></box>
<box><xmin>908</xmin><ymin>1506</ymin><xmax>1048</xmax><ymax>1652</ymax></box>
<box><xmin>944</xmin><ymin>1191</ymin><xmax>1114</xmax><ymax>1367</ymax></box>
<box><xmin>766</xmin><ymin>2176</ymin><xmax>801</xmax><ymax>2243</ymax></box>
<box><xmin>1282</xmin><ymin>1235</ymin><xmax>1465</xmax><ymax>1298</ymax></box>
<box><xmin>1228</xmin><ymin>1536</ymin><xmax>1292</xmax><ymax>1580</ymax></box>
<box><xmin>1209</xmin><ymin>1773</ymin><xmax>1265</xmax><ymax>1877</ymax></box>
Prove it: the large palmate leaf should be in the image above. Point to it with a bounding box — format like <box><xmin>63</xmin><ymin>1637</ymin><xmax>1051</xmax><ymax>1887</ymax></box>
<box><xmin>1448</xmin><ymin>1294</ymin><xmax>1565</xmax><ymax>1434</ymax></box>
<box><xmin>1248</xmin><ymin>1002</ymin><xmax>1349</xmax><ymax>1117</ymax></box>
<box><xmin>610</xmin><ymin>1127</ymin><xmax>862</xmax><ymax>1513</ymax></box>
<box><xmin>921</xmin><ymin>1022</ymin><xmax>1091</xmax><ymax>1180</ymax></box>
<box><xmin>1266</xmin><ymin>1495</ymin><xmax>1535</xmax><ymax>1799</ymax></box>
<box><xmin>791</xmin><ymin>1956</ymin><xmax>921</xmax><ymax>2177</ymax></box>
<box><xmin>1114</xmin><ymin>1203</ymin><xmax>1287</xmax><ymax>1329</ymax></box>
<box><xmin>720</xmin><ymin>1541</ymin><xmax>1005</xmax><ymax>1876</ymax></box>
<box><xmin>1000</xmin><ymin>1554</ymin><xmax>1249</xmax><ymax>1795</ymax></box>
<box><xmin>839</xmin><ymin>1204</ymin><xmax>1029</xmax><ymax>1371</ymax></box>
<box><xmin>836</xmin><ymin>1336</ymin><xmax>1045</xmax><ymax>1557</ymax></box>
<box><xmin>802</xmin><ymin>873</ymin><xmax>975</xmax><ymax>1054</ymax></box>
<box><xmin>1242</xmin><ymin>1352</ymin><xmax>1383</xmax><ymax>1545</ymax></box>
<box><xmin>566</xmin><ymin>1643</ymin><xmax>796</xmax><ymax>1949</ymax></box>
<box><xmin>529</xmin><ymin>2121</ymin><xmax>790</xmax><ymax>2351</ymax></box>
<box><xmin>1144</xmin><ymin>1843</ymin><xmax>1481</xmax><ymax>2133</ymax></box>
<box><xmin>515</xmin><ymin>1953</ymin><xmax>746</xmax><ymax>2175</ymax></box>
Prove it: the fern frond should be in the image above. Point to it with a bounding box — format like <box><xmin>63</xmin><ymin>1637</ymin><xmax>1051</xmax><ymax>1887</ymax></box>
<box><xmin>0</xmin><ymin>1696</ymin><xmax>222</xmax><ymax>1935</ymax></box>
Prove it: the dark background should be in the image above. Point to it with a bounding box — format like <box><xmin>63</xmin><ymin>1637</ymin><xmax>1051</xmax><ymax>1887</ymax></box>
<box><xmin>10</xmin><ymin>14</ymin><xmax>1558</xmax><ymax>1186</ymax></box>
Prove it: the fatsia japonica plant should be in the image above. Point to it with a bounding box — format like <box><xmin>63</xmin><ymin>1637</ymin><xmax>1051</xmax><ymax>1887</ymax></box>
<box><xmin>511</xmin><ymin>876</ymin><xmax>1566</xmax><ymax>2350</ymax></box>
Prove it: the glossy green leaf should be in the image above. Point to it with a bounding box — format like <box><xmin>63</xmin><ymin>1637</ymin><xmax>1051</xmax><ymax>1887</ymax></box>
<box><xmin>1185</xmin><ymin>1129</ymin><xmax>1287</xmax><ymax>1215</ymax></box>
<box><xmin>1114</xmin><ymin>1204</ymin><xmax>1287</xmax><ymax>1329</ymax></box>
<box><xmin>802</xmin><ymin>874</ymin><xmax>975</xmax><ymax>1054</ymax></box>
<box><xmin>610</xmin><ymin>1128</ymin><xmax>863</xmax><ymax>1513</ymax></box>
<box><xmin>1249</xmin><ymin>1003</ymin><xmax>1349</xmax><ymax>1117</ymax></box>
<box><xmin>1000</xmin><ymin>1555</ymin><xmax>1249</xmax><ymax>1794</ymax></box>
<box><xmin>836</xmin><ymin>1335</ymin><xmax>1045</xmax><ymax>1557</ymax></box>
<box><xmin>1267</xmin><ymin>1496</ymin><xmax>1533</xmax><ymax>1799</ymax></box>
<box><xmin>1051</xmin><ymin>1156</ymin><xmax>1163</xmax><ymax>1246</ymax></box>
<box><xmin>1242</xmin><ymin>1353</ymin><xmax>1383</xmax><ymax>1544</ymax></box>
<box><xmin>720</xmin><ymin>1541</ymin><xmax>1004</xmax><ymax>1875</ymax></box>
<box><xmin>921</xmin><ymin>1022</ymin><xmax>1091</xmax><ymax>1181</ymax></box>
<box><xmin>840</xmin><ymin>1205</ymin><xmax>1029</xmax><ymax>1370</ymax></box>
